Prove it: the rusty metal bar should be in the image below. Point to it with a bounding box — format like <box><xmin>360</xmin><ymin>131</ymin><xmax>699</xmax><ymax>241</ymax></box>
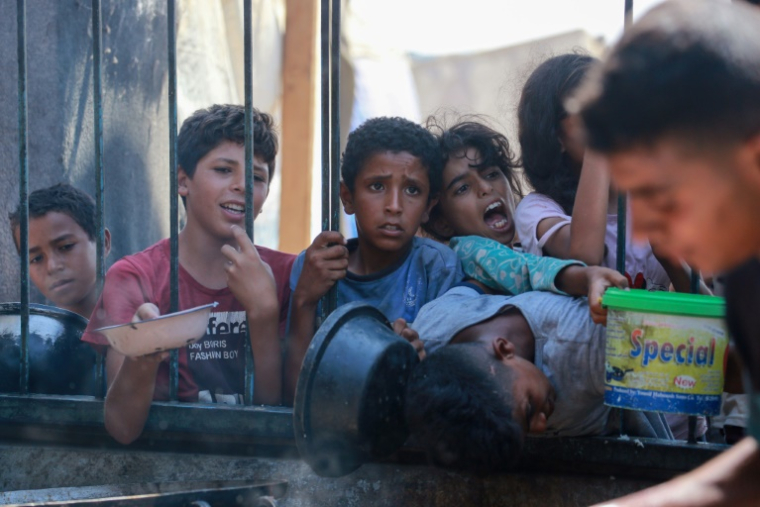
<box><xmin>243</xmin><ymin>0</ymin><xmax>255</xmax><ymax>406</ymax></box>
<box><xmin>168</xmin><ymin>0</ymin><xmax>180</xmax><ymax>401</ymax></box>
<box><xmin>91</xmin><ymin>0</ymin><xmax>106</xmax><ymax>399</ymax></box>
<box><xmin>16</xmin><ymin>0</ymin><xmax>30</xmax><ymax>395</ymax></box>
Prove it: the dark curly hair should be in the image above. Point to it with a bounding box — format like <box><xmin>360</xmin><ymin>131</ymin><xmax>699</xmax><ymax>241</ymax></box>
<box><xmin>579</xmin><ymin>0</ymin><xmax>760</xmax><ymax>155</ymax></box>
<box><xmin>177</xmin><ymin>104</ymin><xmax>278</xmax><ymax>180</ymax></box>
<box><xmin>423</xmin><ymin>117</ymin><xmax>523</xmax><ymax>241</ymax></box>
<box><xmin>9</xmin><ymin>183</ymin><xmax>97</xmax><ymax>251</ymax></box>
<box><xmin>405</xmin><ymin>343</ymin><xmax>524</xmax><ymax>476</ymax></box>
<box><xmin>341</xmin><ymin>117</ymin><xmax>442</xmax><ymax>197</ymax></box>
<box><xmin>518</xmin><ymin>54</ymin><xmax>597</xmax><ymax>215</ymax></box>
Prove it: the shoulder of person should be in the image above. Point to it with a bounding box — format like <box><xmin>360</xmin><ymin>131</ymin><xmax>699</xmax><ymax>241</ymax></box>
<box><xmin>413</xmin><ymin>236</ymin><xmax>459</xmax><ymax>266</ymax></box>
<box><xmin>516</xmin><ymin>192</ymin><xmax>565</xmax><ymax>215</ymax></box>
<box><xmin>105</xmin><ymin>238</ymin><xmax>169</xmax><ymax>282</ymax></box>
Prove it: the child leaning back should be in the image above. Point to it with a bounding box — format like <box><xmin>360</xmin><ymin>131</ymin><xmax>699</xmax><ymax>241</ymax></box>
<box><xmin>285</xmin><ymin>117</ymin><xmax>462</xmax><ymax>402</ymax></box>
<box><xmin>82</xmin><ymin>104</ymin><xmax>295</xmax><ymax>444</ymax></box>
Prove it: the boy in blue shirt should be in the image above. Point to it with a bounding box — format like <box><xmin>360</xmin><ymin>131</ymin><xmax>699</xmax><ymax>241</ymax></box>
<box><xmin>286</xmin><ymin>117</ymin><xmax>462</xmax><ymax>401</ymax></box>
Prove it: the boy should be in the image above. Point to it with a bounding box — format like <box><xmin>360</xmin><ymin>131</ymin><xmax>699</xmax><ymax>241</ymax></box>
<box><xmin>407</xmin><ymin>289</ymin><xmax>673</xmax><ymax>475</ymax></box>
<box><xmin>83</xmin><ymin>104</ymin><xmax>294</xmax><ymax>444</ymax></box>
<box><xmin>575</xmin><ymin>1</ymin><xmax>760</xmax><ymax>505</ymax></box>
<box><xmin>285</xmin><ymin>116</ymin><xmax>463</xmax><ymax>402</ymax></box>
<box><xmin>9</xmin><ymin>183</ymin><xmax>110</xmax><ymax>319</ymax></box>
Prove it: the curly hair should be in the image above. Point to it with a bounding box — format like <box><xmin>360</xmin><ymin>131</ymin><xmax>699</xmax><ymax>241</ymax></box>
<box><xmin>423</xmin><ymin>117</ymin><xmax>523</xmax><ymax>241</ymax></box>
<box><xmin>405</xmin><ymin>343</ymin><xmax>525</xmax><ymax>476</ymax></box>
<box><xmin>341</xmin><ymin>117</ymin><xmax>442</xmax><ymax>197</ymax></box>
<box><xmin>9</xmin><ymin>183</ymin><xmax>97</xmax><ymax>251</ymax></box>
<box><xmin>579</xmin><ymin>0</ymin><xmax>760</xmax><ymax>155</ymax></box>
<box><xmin>177</xmin><ymin>104</ymin><xmax>278</xmax><ymax>180</ymax></box>
<box><xmin>518</xmin><ymin>54</ymin><xmax>597</xmax><ymax>215</ymax></box>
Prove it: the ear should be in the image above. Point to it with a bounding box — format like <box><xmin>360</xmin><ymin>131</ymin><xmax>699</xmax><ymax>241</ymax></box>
<box><xmin>103</xmin><ymin>228</ymin><xmax>112</xmax><ymax>258</ymax></box>
<box><xmin>420</xmin><ymin>195</ymin><xmax>439</xmax><ymax>225</ymax></box>
<box><xmin>178</xmin><ymin>166</ymin><xmax>190</xmax><ymax>197</ymax></box>
<box><xmin>340</xmin><ymin>181</ymin><xmax>355</xmax><ymax>215</ymax></box>
<box><xmin>492</xmin><ymin>337</ymin><xmax>516</xmax><ymax>360</ymax></box>
<box><xmin>427</xmin><ymin>213</ymin><xmax>455</xmax><ymax>240</ymax></box>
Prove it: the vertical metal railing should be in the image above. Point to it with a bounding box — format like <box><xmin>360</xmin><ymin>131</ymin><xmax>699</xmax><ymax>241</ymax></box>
<box><xmin>319</xmin><ymin>0</ymin><xmax>341</xmax><ymax>324</ymax></box>
<box><xmin>16</xmin><ymin>0</ymin><xmax>30</xmax><ymax>396</ymax></box>
<box><xmin>92</xmin><ymin>0</ymin><xmax>106</xmax><ymax>398</ymax></box>
<box><xmin>168</xmin><ymin>0</ymin><xmax>180</xmax><ymax>402</ymax></box>
<box><xmin>617</xmin><ymin>0</ymin><xmax>634</xmax><ymax>437</ymax></box>
<box><xmin>243</xmin><ymin>0</ymin><xmax>256</xmax><ymax>406</ymax></box>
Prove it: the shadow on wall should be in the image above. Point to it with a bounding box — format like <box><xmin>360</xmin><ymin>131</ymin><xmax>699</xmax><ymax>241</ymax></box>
<box><xmin>0</xmin><ymin>0</ymin><xmax>172</xmax><ymax>307</ymax></box>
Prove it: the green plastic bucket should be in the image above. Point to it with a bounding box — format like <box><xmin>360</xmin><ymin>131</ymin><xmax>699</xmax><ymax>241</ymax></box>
<box><xmin>602</xmin><ymin>288</ymin><xmax>729</xmax><ymax>416</ymax></box>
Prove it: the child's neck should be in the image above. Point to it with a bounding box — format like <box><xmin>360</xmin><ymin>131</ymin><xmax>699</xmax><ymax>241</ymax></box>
<box><xmin>177</xmin><ymin>225</ymin><xmax>236</xmax><ymax>290</ymax></box>
<box><xmin>64</xmin><ymin>290</ymin><xmax>99</xmax><ymax>320</ymax></box>
<box><xmin>348</xmin><ymin>237</ymin><xmax>413</xmax><ymax>277</ymax></box>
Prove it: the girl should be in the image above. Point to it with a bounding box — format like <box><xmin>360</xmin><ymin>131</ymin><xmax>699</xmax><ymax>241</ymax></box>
<box><xmin>514</xmin><ymin>53</ymin><xmax>692</xmax><ymax>293</ymax></box>
<box><xmin>422</xmin><ymin>117</ymin><xmax>628</xmax><ymax>325</ymax></box>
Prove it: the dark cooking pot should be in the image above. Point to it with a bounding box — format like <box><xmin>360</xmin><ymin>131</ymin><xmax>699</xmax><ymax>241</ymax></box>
<box><xmin>0</xmin><ymin>302</ymin><xmax>97</xmax><ymax>396</ymax></box>
<box><xmin>294</xmin><ymin>302</ymin><xmax>419</xmax><ymax>477</ymax></box>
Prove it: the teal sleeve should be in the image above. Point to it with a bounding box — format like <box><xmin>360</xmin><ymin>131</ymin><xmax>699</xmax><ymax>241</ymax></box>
<box><xmin>749</xmin><ymin>390</ymin><xmax>760</xmax><ymax>442</ymax></box>
<box><xmin>449</xmin><ymin>235</ymin><xmax>583</xmax><ymax>295</ymax></box>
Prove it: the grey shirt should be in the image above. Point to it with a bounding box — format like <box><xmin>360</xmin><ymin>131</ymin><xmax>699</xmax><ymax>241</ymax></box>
<box><xmin>412</xmin><ymin>286</ymin><xmax>673</xmax><ymax>439</ymax></box>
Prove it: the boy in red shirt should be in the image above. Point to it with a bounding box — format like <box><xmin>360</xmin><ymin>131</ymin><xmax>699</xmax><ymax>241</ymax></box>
<box><xmin>83</xmin><ymin>104</ymin><xmax>294</xmax><ymax>444</ymax></box>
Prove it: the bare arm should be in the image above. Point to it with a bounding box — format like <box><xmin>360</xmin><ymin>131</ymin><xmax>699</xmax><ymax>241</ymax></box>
<box><xmin>592</xmin><ymin>437</ymin><xmax>760</xmax><ymax>507</ymax></box>
<box><xmin>222</xmin><ymin>225</ymin><xmax>283</xmax><ymax>406</ymax></box>
<box><xmin>283</xmin><ymin>231</ymin><xmax>348</xmax><ymax>405</ymax></box>
<box><xmin>103</xmin><ymin>303</ymin><xmax>167</xmax><ymax>445</ymax></box>
<box><xmin>540</xmin><ymin>151</ymin><xmax>611</xmax><ymax>265</ymax></box>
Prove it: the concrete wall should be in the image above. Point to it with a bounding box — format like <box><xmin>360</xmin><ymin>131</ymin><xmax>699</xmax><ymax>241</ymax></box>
<box><xmin>0</xmin><ymin>443</ymin><xmax>659</xmax><ymax>506</ymax></box>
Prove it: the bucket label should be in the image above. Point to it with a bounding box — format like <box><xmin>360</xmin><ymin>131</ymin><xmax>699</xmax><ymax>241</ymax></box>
<box><xmin>604</xmin><ymin>309</ymin><xmax>729</xmax><ymax>416</ymax></box>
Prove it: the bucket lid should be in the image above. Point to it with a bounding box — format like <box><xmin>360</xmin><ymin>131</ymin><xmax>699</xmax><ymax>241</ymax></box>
<box><xmin>602</xmin><ymin>288</ymin><xmax>725</xmax><ymax>318</ymax></box>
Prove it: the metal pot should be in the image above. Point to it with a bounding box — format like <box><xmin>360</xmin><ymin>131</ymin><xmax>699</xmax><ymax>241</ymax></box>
<box><xmin>294</xmin><ymin>302</ymin><xmax>419</xmax><ymax>477</ymax></box>
<box><xmin>0</xmin><ymin>302</ymin><xmax>97</xmax><ymax>396</ymax></box>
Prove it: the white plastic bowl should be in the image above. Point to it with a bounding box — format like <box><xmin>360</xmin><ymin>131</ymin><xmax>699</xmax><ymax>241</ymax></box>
<box><xmin>95</xmin><ymin>302</ymin><xmax>218</xmax><ymax>357</ymax></box>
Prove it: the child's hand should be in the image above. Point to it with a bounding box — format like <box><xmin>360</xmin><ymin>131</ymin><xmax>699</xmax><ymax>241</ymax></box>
<box><xmin>221</xmin><ymin>225</ymin><xmax>278</xmax><ymax>318</ymax></box>
<box><xmin>293</xmin><ymin>231</ymin><xmax>348</xmax><ymax>307</ymax></box>
<box><xmin>127</xmin><ymin>303</ymin><xmax>170</xmax><ymax>364</ymax></box>
<box><xmin>393</xmin><ymin>318</ymin><xmax>425</xmax><ymax>361</ymax></box>
<box><xmin>586</xmin><ymin>266</ymin><xmax>628</xmax><ymax>326</ymax></box>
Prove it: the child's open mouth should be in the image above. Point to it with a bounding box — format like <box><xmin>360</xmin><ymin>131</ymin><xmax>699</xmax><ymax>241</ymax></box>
<box><xmin>221</xmin><ymin>203</ymin><xmax>245</xmax><ymax>216</ymax></box>
<box><xmin>483</xmin><ymin>201</ymin><xmax>509</xmax><ymax>230</ymax></box>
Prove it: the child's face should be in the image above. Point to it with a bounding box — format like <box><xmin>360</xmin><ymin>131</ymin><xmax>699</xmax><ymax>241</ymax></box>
<box><xmin>436</xmin><ymin>148</ymin><xmax>516</xmax><ymax>245</ymax></box>
<box><xmin>16</xmin><ymin>212</ymin><xmax>99</xmax><ymax>315</ymax></box>
<box><xmin>178</xmin><ymin>141</ymin><xmax>269</xmax><ymax>243</ymax></box>
<box><xmin>502</xmin><ymin>354</ymin><xmax>556</xmax><ymax>435</ymax></box>
<box><xmin>607</xmin><ymin>138</ymin><xmax>760</xmax><ymax>272</ymax></box>
<box><xmin>341</xmin><ymin>151</ymin><xmax>434</xmax><ymax>254</ymax></box>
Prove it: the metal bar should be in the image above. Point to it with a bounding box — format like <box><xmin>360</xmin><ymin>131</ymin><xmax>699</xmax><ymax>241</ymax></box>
<box><xmin>625</xmin><ymin>0</ymin><xmax>634</xmax><ymax>29</ymax></box>
<box><xmin>325</xmin><ymin>0</ymin><xmax>341</xmax><ymax>316</ymax></box>
<box><xmin>16</xmin><ymin>0</ymin><xmax>30</xmax><ymax>395</ymax></box>
<box><xmin>688</xmin><ymin>267</ymin><xmax>701</xmax><ymax>443</ymax></box>
<box><xmin>318</xmin><ymin>0</ymin><xmax>331</xmax><ymax>326</ymax></box>
<box><xmin>167</xmin><ymin>0</ymin><xmax>180</xmax><ymax>401</ymax></box>
<box><xmin>243</xmin><ymin>0</ymin><xmax>255</xmax><ymax>406</ymax></box>
<box><xmin>92</xmin><ymin>0</ymin><xmax>106</xmax><ymax>399</ymax></box>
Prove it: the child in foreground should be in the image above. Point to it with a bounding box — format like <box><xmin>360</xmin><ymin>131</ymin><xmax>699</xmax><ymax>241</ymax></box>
<box><xmin>407</xmin><ymin>290</ymin><xmax>673</xmax><ymax>475</ymax></box>
<box><xmin>422</xmin><ymin>119</ymin><xmax>627</xmax><ymax>319</ymax></box>
<box><xmin>575</xmin><ymin>1</ymin><xmax>760</xmax><ymax>505</ymax></box>
<box><xmin>9</xmin><ymin>183</ymin><xmax>110</xmax><ymax>319</ymax></box>
<box><xmin>286</xmin><ymin>116</ymin><xmax>462</xmax><ymax>402</ymax></box>
<box><xmin>83</xmin><ymin>104</ymin><xmax>294</xmax><ymax>444</ymax></box>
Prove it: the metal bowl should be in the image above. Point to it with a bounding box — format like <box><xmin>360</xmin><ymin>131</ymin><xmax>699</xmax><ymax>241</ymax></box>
<box><xmin>0</xmin><ymin>302</ymin><xmax>97</xmax><ymax>396</ymax></box>
<box><xmin>293</xmin><ymin>302</ymin><xmax>419</xmax><ymax>477</ymax></box>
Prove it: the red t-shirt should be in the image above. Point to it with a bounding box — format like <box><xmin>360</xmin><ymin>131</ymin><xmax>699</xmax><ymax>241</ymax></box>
<box><xmin>82</xmin><ymin>238</ymin><xmax>295</xmax><ymax>403</ymax></box>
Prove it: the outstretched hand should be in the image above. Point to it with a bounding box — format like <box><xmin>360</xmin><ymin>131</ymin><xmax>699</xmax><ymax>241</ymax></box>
<box><xmin>128</xmin><ymin>303</ymin><xmax>170</xmax><ymax>363</ymax></box>
<box><xmin>586</xmin><ymin>266</ymin><xmax>628</xmax><ymax>325</ymax></box>
<box><xmin>393</xmin><ymin>318</ymin><xmax>425</xmax><ymax>361</ymax></box>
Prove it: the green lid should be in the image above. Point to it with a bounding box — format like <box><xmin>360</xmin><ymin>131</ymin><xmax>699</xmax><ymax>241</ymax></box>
<box><xmin>602</xmin><ymin>288</ymin><xmax>725</xmax><ymax>318</ymax></box>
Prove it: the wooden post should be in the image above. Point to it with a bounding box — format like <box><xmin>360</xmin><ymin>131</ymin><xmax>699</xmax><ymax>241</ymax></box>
<box><xmin>279</xmin><ymin>0</ymin><xmax>318</xmax><ymax>253</ymax></box>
